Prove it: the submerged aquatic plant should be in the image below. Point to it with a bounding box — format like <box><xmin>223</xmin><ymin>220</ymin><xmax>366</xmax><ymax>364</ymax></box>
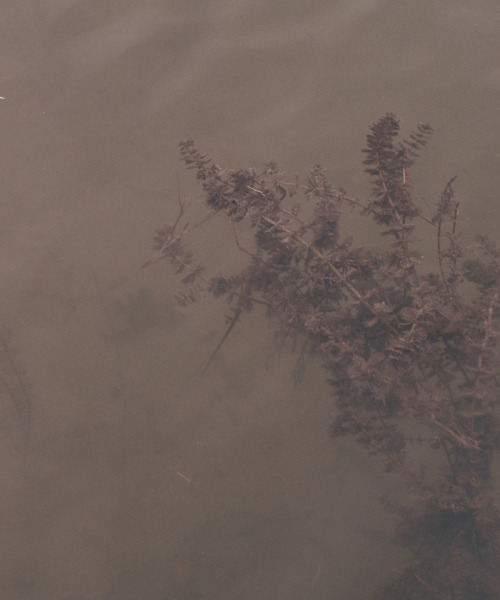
<box><xmin>0</xmin><ymin>330</ymin><xmax>32</xmax><ymax>446</ymax></box>
<box><xmin>146</xmin><ymin>113</ymin><xmax>500</xmax><ymax>599</ymax></box>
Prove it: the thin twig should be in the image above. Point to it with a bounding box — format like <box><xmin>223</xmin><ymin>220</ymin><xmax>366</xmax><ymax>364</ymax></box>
<box><xmin>304</xmin><ymin>550</ymin><xmax>323</xmax><ymax>599</ymax></box>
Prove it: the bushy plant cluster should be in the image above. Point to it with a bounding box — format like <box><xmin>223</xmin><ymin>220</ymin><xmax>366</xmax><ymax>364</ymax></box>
<box><xmin>146</xmin><ymin>114</ymin><xmax>500</xmax><ymax>599</ymax></box>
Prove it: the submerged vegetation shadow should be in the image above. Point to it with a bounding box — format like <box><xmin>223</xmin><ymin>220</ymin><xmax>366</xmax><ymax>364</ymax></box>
<box><xmin>145</xmin><ymin>113</ymin><xmax>500</xmax><ymax>599</ymax></box>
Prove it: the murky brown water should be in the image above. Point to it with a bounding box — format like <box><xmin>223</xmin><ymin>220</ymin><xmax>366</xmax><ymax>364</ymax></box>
<box><xmin>1</xmin><ymin>2</ymin><xmax>500</xmax><ymax>599</ymax></box>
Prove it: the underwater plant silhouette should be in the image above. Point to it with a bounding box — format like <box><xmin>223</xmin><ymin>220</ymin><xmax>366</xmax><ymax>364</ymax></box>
<box><xmin>146</xmin><ymin>113</ymin><xmax>500</xmax><ymax>599</ymax></box>
<box><xmin>0</xmin><ymin>330</ymin><xmax>33</xmax><ymax>448</ymax></box>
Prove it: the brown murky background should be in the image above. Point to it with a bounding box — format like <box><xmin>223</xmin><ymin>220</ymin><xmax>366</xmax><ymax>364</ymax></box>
<box><xmin>1</xmin><ymin>2</ymin><xmax>500</xmax><ymax>599</ymax></box>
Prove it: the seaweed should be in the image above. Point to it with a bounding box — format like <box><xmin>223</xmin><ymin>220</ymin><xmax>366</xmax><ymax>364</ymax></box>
<box><xmin>146</xmin><ymin>114</ymin><xmax>500</xmax><ymax>599</ymax></box>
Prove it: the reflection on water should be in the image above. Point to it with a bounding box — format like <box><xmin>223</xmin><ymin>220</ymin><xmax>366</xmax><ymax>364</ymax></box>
<box><xmin>1</xmin><ymin>1</ymin><xmax>500</xmax><ymax>598</ymax></box>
